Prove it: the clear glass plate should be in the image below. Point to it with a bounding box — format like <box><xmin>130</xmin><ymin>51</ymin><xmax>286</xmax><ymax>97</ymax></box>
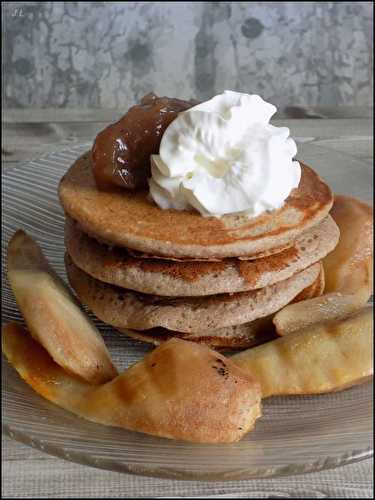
<box><xmin>2</xmin><ymin>143</ymin><xmax>373</xmax><ymax>480</ymax></box>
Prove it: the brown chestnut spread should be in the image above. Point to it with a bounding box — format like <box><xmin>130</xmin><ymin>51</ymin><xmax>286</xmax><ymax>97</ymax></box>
<box><xmin>92</xmin><ymin>93</ymin><xmax>195</xmax><ymax>191</ymax></box>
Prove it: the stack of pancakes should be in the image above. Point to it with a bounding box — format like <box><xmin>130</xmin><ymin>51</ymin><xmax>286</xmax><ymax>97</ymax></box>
<box><xmin>59</xmin><ymin>152</ymin><xmax>339</xmax><ymax>349</ymax></box>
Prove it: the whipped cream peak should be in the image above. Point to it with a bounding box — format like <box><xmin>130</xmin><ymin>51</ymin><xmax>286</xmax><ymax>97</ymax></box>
<box><xmin>149</xmin><ymin>91</ymin><xmax>301</xmax><ymax>217</ymax></box>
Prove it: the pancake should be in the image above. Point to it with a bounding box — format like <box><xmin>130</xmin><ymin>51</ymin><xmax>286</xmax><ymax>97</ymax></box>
<box><xmin>124</xmin><ymin>242</ymin><xmax>295</xmax><ymax>262</ymax></box>
<box><xmin>119</xmin><ymin>315</ymin><xmax>276</xmax><ymax>350</ymax></box>
<box><xmin>65</xmin><ymin>254</ymin><xmax>320</xmax><ymax>333</ymax></box>
<box><xmin>58</xmin><ymin>152</ymin><xmax>333</xmax><ymax>259</ymax></box>
<box><xmin>118</xmin><ymin>267</ymin><xmax>325</xmax><ymax>349</ymax></box>
<box><xmin>65</xmin><ymin>215</ymin><xmax>338</xmax><ymax>296</ymax></box>
<box><xmin>291</xmin><ymin>261</ymin><xmax>325</xmax><ymax>302</ymax></box>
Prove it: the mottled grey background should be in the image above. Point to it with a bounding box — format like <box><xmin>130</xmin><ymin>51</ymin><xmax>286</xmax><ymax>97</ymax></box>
<box><xmin>2</xmin><ymin>1</ymin><xmax>373</xmax><ymax>110</ymax></box>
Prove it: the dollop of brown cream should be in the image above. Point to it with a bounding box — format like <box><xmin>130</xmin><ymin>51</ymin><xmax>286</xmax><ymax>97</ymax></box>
<box><xmin>92</xmin><ymin>93</ymin><xmax>195</xmax><ymax>191</ymax></box>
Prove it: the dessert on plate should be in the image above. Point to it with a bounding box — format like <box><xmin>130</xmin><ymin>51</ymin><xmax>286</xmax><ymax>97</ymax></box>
<box><xmin>58</xmin><ymin>91</ymin><xmax>339</xmax><ymax>349</ymax></box>
<box><xmin>3</xmin><ymin>90</ymin><xmax>373</xmax><ymax>444</ymax></box>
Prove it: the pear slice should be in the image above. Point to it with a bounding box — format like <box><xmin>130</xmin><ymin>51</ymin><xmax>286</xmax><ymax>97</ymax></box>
<box><xmin>232</xmin><ymin>307</ymin><xmax>373</xmax><ymax>397</ymax></box>
<box><xmin>2</xmin><ymin>323</ymin><xmax>262</xmax><ymax>443</ymax></box>
<box><xmin>323</xmin><ymin>195</ymin><xmax>373</xmax><ymax>295</ymax></box>
<box><xmin>273</xmin><ymin>195</ymin><xmax>373</xmax><ymax>336</ymax></box>
<box><xmin>272</xmin><ymin>290</ymin><xmax>370</xmax><ymax>336</ymax></box>
<box><xmin>7</xmin><ymin>230</ymin><xmax>117</xmax><ymax>384</ymax></box>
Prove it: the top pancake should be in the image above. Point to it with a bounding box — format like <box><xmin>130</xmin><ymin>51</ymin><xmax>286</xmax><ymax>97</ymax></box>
<box><xmin>59</xmin><ymin>152</ymin><xmax>333</xmax><ymax>259</ymax></box>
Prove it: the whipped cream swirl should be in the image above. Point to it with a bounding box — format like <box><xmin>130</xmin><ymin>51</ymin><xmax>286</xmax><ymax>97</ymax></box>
<box><xmin>149</xmin><ymin>90</ymin><xmax>301</xmax><ymax>217</ymax></box>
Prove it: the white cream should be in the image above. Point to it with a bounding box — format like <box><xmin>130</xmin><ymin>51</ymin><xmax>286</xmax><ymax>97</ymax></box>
<box><xmin>149</xmin><ymin>90</ymin><xmax>301</xmax><ymax>217</ymax></box>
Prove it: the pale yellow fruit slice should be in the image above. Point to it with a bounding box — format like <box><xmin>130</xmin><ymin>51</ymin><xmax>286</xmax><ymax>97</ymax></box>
<box><xmin>7</xmin><ymin>230</ymin><xmax>117</xmax><ymax>384</ymax></box>
<box><xmin>273</xmin><ymin>195</ymin><xmax>373</xmax><ymax>336</ymax></box>
<box><xmin>324</xmin><ymin>194</ymin><xmax>373</xmax><ymax>295</ymax></box>
<box><xmin>272</xmin><ymin>290</ymin><xmax>370</xmax><ymax>336</ymax></box>
<box><xmin>2</xmin><ymin>323</ymin><xmax>262</xmax><ymax>443</ymax></box>
<box><xmin>232</xmin><ymin>307</ymin><xmax>373</xmax><ymax>397</ymax></box>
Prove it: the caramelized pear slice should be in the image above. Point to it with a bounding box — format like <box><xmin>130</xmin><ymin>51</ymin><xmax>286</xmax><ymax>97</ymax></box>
<box><xmin>273</xmin><ymin>290</ymin><xmax>370</xmax><ymax>336</ymax></box>
<box><xmin>233</xmin><ymin>307</ymin><xmax>373</xmax><ymax>397</ymax></box>
<box><xmin>323</xmin><ymin>195</ymin><xmax>373</xmax><ymax>295</ymax></box>
<box><xmin>7</xmin><ymin>230</ymin><xmax>117</xmax><ymax>384</ymax></box>
<box><xmin>273</xmin><ymin>195</ymin><xmax>373</xmax><ymax>336</ymax></box>
<box><xmin>2</xmin><ymin>323</ymin><xmax>262</xmax><ymax>443</ymax></box>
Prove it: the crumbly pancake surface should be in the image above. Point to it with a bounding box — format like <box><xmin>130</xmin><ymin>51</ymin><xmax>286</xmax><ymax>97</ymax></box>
<box><xmin>65</xmin><ymin>215</ymin><xmax>338</xmax><ymax>296</ymax></box>
<box><xmin>59</xmin><ymin>152</ymin><xmax>333</xmax><ymax>259</ymax></box>
<box><xmin>65</xmin><ymin>254</ymin><xmax>320</xmax><ymax>333</ymax></box>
